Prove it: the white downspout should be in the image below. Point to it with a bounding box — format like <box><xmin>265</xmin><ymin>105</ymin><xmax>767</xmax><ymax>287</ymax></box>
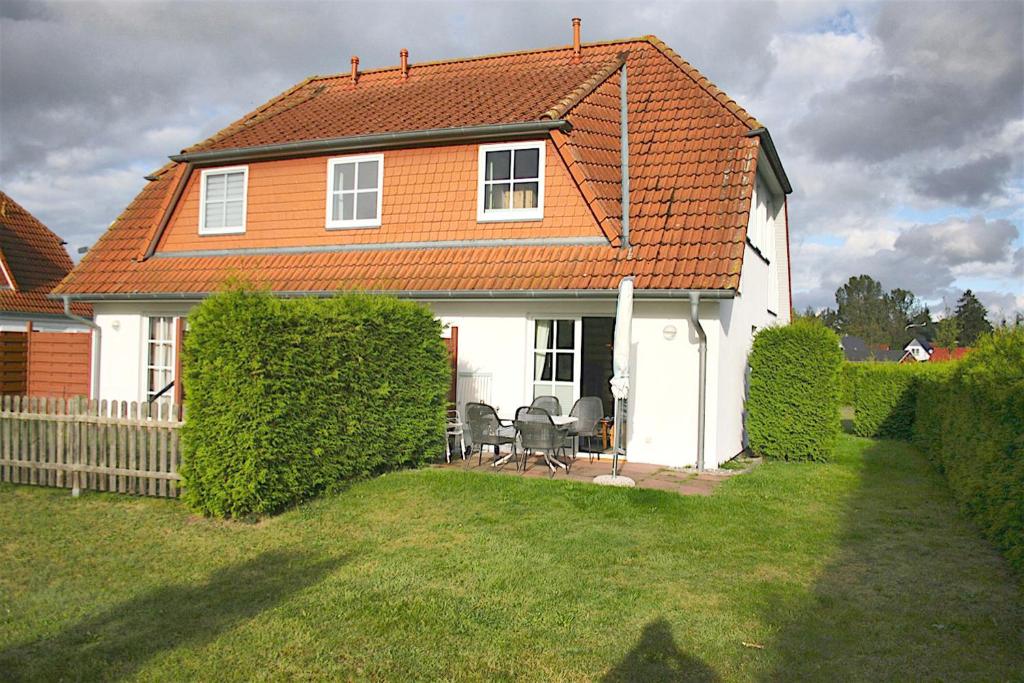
<box><xmin>688</xmin><ymin>292</ymin><xmax>707</xmax><ymax>471</ymax></box>
<box><xmin>63</xmin><ymin>296</ymin><xmax>100</xmax><ymax>400</ymax></box>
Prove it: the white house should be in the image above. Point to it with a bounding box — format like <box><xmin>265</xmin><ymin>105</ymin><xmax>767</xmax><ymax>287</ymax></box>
<box><xmin>53</xmin><ymin>24</ymin><xmax>792</xmax><ymax>470</ymax></box>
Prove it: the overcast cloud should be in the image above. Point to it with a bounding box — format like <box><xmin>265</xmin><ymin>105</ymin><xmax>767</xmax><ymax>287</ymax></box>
<box><xmin>1</xmin><ymin>0</ymin><xmax>1021</xmax><ymax>318</ymax></box>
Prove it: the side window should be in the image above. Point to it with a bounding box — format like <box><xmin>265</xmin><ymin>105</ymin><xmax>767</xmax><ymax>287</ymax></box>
<box><xmin>145</xmin><ymin>316</ymin><xmax>175</xmax><ymax>407</ymax></box>
<box><xmin>326</xmin><ymin>154</ymin><xmax>383</xmax><ymax>229</ymax></box>
<box><xmin>478</xmin><ymin>142</ymin><xmax>545</xmax><ymax>221</ymax></box>
<box><xmin>199</xmin><ymin>166</ymin><xmax>248</xmax><ymax>235</ymax></box>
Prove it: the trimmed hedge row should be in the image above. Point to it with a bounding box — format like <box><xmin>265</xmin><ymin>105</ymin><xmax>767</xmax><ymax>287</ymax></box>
<box><xmin>913</xmin><ymin>330</ymin><xmax>1023</xmax><ymax>573</ymax></box>
<box><xmin>180</xmin><ymin>287</ymin><xmax>450</xmax><ymax>517</ymax></box>
<box><xmin>846</xmin><ymin>363</ymin><xmax>945</xmax><ymax>439</ymax></box>
<box><xmin>746</xmin><ymin>320</ymin><xmax>843</xmax><ymax>461</ymax></box>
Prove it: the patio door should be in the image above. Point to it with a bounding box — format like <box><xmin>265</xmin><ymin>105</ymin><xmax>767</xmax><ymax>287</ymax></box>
<box><xmin>531</xmin><ymin>318</ymin><xmax>580</xmax><ymax>410</ymax></box>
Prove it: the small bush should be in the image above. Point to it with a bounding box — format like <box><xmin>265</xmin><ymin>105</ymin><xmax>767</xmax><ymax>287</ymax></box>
<box><xmin>913</xmin><ymin>329</ymin><xmax>1024</xmax><ymax>574</ymax></box>
<box><xmin>180</xmin><ymin>287</ymin><xmax>450</xmax><ymax>517</ymax></box>
<box><xmin>746</xmin><ymin>320</ymin><xmax>843</xmax><ymax>461</ymax></box>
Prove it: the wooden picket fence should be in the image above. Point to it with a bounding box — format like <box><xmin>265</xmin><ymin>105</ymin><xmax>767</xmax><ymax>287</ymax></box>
<box><xmin>0</xmin><ymin>396</ymin><xmax>183</xmax><ymax>498</ymax></box>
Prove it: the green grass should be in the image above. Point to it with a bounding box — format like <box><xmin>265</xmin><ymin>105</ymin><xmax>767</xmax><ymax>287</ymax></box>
<box><xmin>1</xmin><ymin>435</ymin><xmax>1021</xmax><ymax>681</ymax></box>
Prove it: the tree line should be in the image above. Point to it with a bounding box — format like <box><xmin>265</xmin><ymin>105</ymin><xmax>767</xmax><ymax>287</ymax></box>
<box><xmin>797</xmin><ymin>275</ymin><xmax>1020</xmax><ymax>350</ymax></box>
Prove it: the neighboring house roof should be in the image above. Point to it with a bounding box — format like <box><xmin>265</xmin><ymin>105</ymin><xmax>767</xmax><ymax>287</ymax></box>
<box><xmin>0</xmin><ymin>191</ymin><xmax>91</xmax><ymax>317</ymax></box>
<box><xmin>55</xmin><ymin>35</ymin><xmax>787</xmax><ymax>299</ymax></box>
<box><xmin>843</xmin><ymin>336</ymin><xmax>905</xmax><ymax>362</ymax></box>
<box><xmin>929</xmin><ymin>347</ymin><xmax>971</xmax><ymax>362</ymax></box>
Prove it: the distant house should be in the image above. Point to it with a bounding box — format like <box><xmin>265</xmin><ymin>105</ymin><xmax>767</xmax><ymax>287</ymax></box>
<box><xmin>841</xmin><ymin>335</ymin><xmax>904</xmax><ymax>362</ymax></box>
<box><xmin>0</xmin><ymin>191</ymin><xmax>94</xmax><ymax>397</ymax></box>
<box><xmin>899</xmin><ymin>336</ymin><xmax>971</xmax><ymax>363</ymax></box>
<box><xmin>904</xmin><ymin>336</ymin><xmax>932</xmax><ymax>362</ymax></box>
<box><xmin>0</xmin><ymin>191</ymin><xmax>91</xmax><ymax>332</ymax></box>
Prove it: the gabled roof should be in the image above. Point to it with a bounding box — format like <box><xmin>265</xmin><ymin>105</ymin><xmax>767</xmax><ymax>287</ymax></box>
<box><xmin>0</xmin><ymin>191</ymin><xmax>91</xmax><ymax>316</ymax></box>
<box><xmin>55</xmin><ymin>35</ymin><xmax>782</xmax><ymax>300</ymax></box>
<box><xmin>906</xmin><ymin>336</ymin><xmax>934</xmax><ymax>353</ymax></box>
<box><xmin>929</xmin><ymin>347</ymin><xmax>971</xmax><ymax>362</ymax></box>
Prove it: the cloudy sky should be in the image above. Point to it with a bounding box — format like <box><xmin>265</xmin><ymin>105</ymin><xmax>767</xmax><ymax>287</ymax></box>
<box><xmin>2</xmin><ymin>0</ymin><xmax>1022</xmax><ymax>318</ymax></box>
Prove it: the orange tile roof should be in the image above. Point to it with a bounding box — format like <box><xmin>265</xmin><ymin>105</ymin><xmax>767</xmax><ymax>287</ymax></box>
<box><xmin>0</xmin><ymin>191</ymin><xmax>91</xmax><ymax>316</ymax></box>
<box><xmin>56</xmin><ymin>35</ymin><xmax>771</xmax><ymax>298</ymax></box>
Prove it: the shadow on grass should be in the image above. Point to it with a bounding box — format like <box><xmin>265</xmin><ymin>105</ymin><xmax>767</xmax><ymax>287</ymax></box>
<box><xmin>602</xmin><ymin>618</ymin><xmax>719</xmax><ymax>682</ymax></box>
<box><xmin>760</xmin><ymin>439</ymin><xmax>1024</xmax><ymax>680</ymax></box>
<box><xmin>0</xmin><ymin>550</ymin><xmax>347</xmax><ymax>682</ymax></box>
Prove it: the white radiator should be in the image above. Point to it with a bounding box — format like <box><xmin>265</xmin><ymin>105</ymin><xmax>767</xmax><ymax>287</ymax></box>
<box><xmin>456</xmin><ymin>372</ymin><xmax>493</xmax><ymax>416</ymax></box>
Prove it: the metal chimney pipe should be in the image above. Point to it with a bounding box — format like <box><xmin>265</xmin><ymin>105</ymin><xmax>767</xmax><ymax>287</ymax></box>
<box><xmin>350</xmin><ymin>56</ymin><xmax>359</xmax><ymax>85</ymax></box>
<box><xmin>400</xmin><ymin>48</ymin><xmax>409</xmax><ymax>79</ymax></box>
<box><xmin>572</xmin><ymin>17</ymin><xmax>581</xmax><ymax>57</ymax></box>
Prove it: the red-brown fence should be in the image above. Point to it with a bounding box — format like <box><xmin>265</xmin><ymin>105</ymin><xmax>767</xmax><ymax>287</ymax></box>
<box><xmin>27</xmin><ymin>329</ymin><xmax>91</xmax><ymax>397</ymax></box>
<box><xmin>0</xmin><ymin>331</ymin><xmax>27</xmax><ymax>395</ymax></box>
<box><xmin>0</xmin><ymin>396</ymin><xmax>183</xmax><ymax>498</ymax></box>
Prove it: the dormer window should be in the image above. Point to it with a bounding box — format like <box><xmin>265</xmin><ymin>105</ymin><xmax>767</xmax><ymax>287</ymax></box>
<box><xmin>199</xmin><ymin>166</ymin><xmax>248</xmax><ymax>235</ymax></box>
<box><xmin>326</xmin><ymin>154</ymin><xmax>383</xmax><ymax>229</ymax></box>
<box><xmin>477</xmin><ymin>141</ymin><xmax>545</xmax><ymax>221</ymax></box>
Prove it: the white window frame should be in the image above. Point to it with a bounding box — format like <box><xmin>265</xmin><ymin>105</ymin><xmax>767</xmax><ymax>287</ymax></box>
<box><xmin>477</xmin><ymin>141</ymin><xmax>545</xmax><ymax>222</ymax></box>
<box><xmin>198</xmin><ymin>165</ymin><xmax>248</xmax><ymax>235</ymax></box>
<box><xmin>0</xmin><ymin>255</ymin><xmax>14</xmax><ymax>290</ymax></box>
<box><xmin>325</xmin><ymin>153</ymin><xmax>384</xmax><ymax>229</ymax></box>
<box><xmin>142</xmin><ymin>315</ymin><xmax>176</xmax><ymax>407</ymax></box>
<box><xmin>526</xmin><ymin>316</ymin><xmax>582</xmax><ymax>409</ymax></box>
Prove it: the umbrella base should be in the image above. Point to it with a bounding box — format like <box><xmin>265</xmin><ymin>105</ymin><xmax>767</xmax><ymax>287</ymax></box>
<box><xmin>593</xmin><ymin>474</ymin><xmax>636</xmax><ymax>487</ymax></box>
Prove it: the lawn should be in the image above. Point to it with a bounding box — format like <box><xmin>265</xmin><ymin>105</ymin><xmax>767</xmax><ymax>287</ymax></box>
<box><xmin>1</xmin><ymin>435</ymin><xmax>1021</xmax><ymax>681</ymax></box>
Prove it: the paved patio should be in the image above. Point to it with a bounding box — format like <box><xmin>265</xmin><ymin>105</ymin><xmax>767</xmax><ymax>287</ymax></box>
<box><xmin>435</xmin><ymin>450</ymin><xmax>739</xmax><ymax>496</ymax></box>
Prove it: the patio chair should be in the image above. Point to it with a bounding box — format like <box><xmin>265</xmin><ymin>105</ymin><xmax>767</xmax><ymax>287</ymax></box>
<box><xmin>566</xmin><ymin>397</ymin><xmax>604</xmax><ymax>462</ymax></box>
<box><xmin>464</xmin><ymin>402</ymin><xmax>516</xmax><ymax>468</ymax></box>
<box><xmin>444</xmin><ymin>409</ymin><xmax>466</xmax><ymax>463</ymax></box>
<box><xmin>530</xmin><ymin>395</ymin><xmax>563</xmax><ymax>416</ymax></box>
<box><xmin>515</xmin><ymin>406</ymin><xmax>571</xmax><ymax>476</ymax></box>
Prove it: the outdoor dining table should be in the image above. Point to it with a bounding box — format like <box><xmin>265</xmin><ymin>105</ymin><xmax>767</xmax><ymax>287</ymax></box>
<box><xmin>492</xmin><ymin>414</ymin><xmax>577</xmax><ymax>468</ymax></box>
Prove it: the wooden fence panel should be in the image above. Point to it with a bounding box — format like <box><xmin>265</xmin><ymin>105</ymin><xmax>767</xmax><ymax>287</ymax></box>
<box><xmin>0</xmin><ymin>331</ymin><xmax>27</xmax><ymax>396</ymax></box>
<box><xmin>26</xmin><ymin>330</ymin><xmax>91</xmax><ymax>398</ymax></box>
<box><xmin>0</xmin><ymin>396</ymin><xmax>183</xmax><ymax>498</ymax></box>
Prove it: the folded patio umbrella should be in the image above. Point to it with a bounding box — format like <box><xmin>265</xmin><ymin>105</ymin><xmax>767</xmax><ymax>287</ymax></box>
<box><xmin>610</xmin><ymin>277</ymin><xmax>634</xmax><ymax>477</ymax></box>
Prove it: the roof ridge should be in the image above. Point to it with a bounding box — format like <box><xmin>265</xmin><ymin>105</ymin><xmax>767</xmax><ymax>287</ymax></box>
<box><xmin>180</xmin><ymin>75</ymin><xmax>320</xmax><ymax>154</ymax></box>
<box><xmin>305</xmin><ymin>36</ymin><xmax>650</xmax><ymax>82</ymax></box>
<box><xmin>641</xmin><ymin>35</ymin><xmax>763</xmax><ymax>131</ymax></box>
<box><xmin>540</xmin><ymin>52</ymin><xmax>627</xmax><ymax>121</ymax></box>
<box><xmin>0</xmin><ymin>191</ymin><xmax>67</xmax><ymax>249</ymax></box>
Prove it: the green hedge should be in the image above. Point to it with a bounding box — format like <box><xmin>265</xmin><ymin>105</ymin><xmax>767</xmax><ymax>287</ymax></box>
<box><xmin>839</xmin><ymin>363</ymin><xmax>856</xmax><ymax>405</ymax></box>
<box><xmin>180</xmin><ymin>288</ymin><xmax>450</xmax><ymax>517</ymax></box>
<box><xmin>913</xmin><ymin>329</ymin><xmax>1024</xmax><ymax>574</ymax></box>
<box><xmin>746</xmin><ymin>320</ymin><xmax>843</xmax><ymax>461</ymax></box>
<box><xmin>846</xmin><ymin>363</ymin><xmax>941</xmax><ymax>439</ymax></box>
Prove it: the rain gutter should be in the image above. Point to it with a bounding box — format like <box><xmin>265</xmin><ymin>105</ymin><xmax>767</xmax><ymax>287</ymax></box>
<box><xmin>170</xmin><ymin>120</ymin><xmax>572</xmax><ymax>165</ymax></box>
<box><xmin>54</xmin><ymin>289</ymin><xmax>736</xmax><ymax>303</ymax></box>
<box><xmin>744</xmin><ymin>128</ymin><xmax>792</xmax><ymax>194</ymax></box>
<box><xmin>620</xmin><ymin>62</ymin><xmax>630</xmax><ymax>249</ymax></box>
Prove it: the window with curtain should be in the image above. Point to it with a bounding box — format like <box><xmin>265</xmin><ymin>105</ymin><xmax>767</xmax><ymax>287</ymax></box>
<box><xmin>478</xmin><ymin>141</ymin><xmax>544</xmax><ymax>221</ymax></box>
<box><xmin>199</xmin><ymin>166</ymin><xmax>248</xmax><ymax>234</ymax></box>
<box><xmin>145</xmin><ymin>316</ymin><xmax>175</xmax><ymax>407</ymax></box>
<box><xmin>532</xmin><ymin>319</ymin><xmax>578</xmax><ymax>409</ymax></box>
<box><xmin>326</xmin><ymin>154</ymin><xmax>383</xmax><ymax>228</ymax></box>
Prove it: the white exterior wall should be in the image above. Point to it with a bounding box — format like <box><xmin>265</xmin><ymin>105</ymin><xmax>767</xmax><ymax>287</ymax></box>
<box><xmin>430</xmin><ymin>299</ymin><xmax>710</xmax><ymax>467</ymax></box>
<box><xmin>92</xmin><ymin>302</ymin><xmax>192</xmax><ymax>403</ymax></box>
<box><xmin>93</xmin><ymin>298</ymin><xmax>717</xmax><ymax>468</ymax></box>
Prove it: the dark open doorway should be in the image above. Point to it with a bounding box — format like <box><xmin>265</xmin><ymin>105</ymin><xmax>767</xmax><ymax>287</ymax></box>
<box><xmin>581</xmin><ymin>317</ymin><xmax>615</xmax><ymax>418</ymax></box>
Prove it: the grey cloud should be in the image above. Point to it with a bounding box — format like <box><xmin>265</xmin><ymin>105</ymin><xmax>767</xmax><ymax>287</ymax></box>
<box><xmin>793</xmin><ymin>1</ymin><xmax>1023</xmax><ymax>163</ymax></box>
<box><xmin>893</xmin><ymin>215</ymin><xmax>1019</xmax><ymax>267</ymax></box>
<box><xmin>911</xmin><ymin>153</ymin><xmax>1015</xmax><ymax>205</ymax></box>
